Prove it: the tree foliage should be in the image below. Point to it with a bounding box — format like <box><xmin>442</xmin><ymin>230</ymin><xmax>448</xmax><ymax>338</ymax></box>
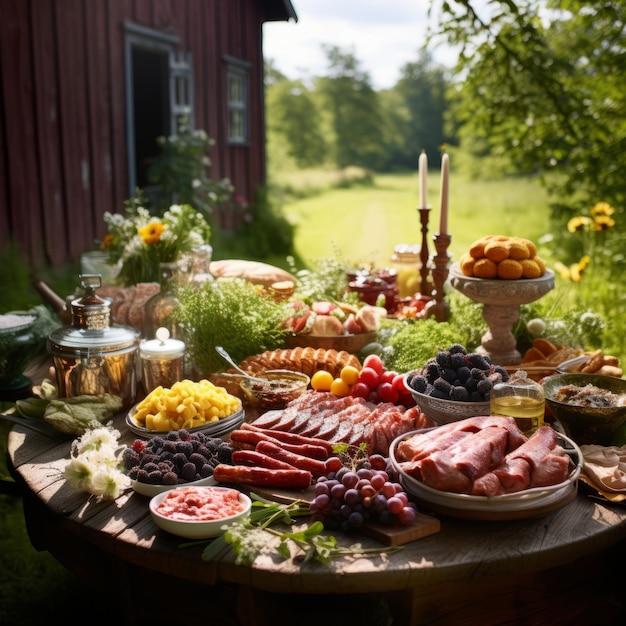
<box><xmin>431</xmin><ymin>0</ymin><xmax>626</xmax><ymax>210</ymax></box>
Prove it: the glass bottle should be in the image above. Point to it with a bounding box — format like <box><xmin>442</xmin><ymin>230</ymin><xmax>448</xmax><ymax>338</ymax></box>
<box><xmin>143</xmin><ymin>262</ymin><xmax>183</xmax><ymax>339</ymax></box>
<box><xmin>490</xmin><ymin>369</ymin><xmax>545</xmax><ymax>436</ymax></box>
<box><xmin>391</xmin><ymin>244</ymin><xmax>422</xmax><ymax>299</ymax></box>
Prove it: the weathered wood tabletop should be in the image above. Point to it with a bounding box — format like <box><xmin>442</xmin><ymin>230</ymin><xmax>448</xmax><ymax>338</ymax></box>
<box><xmin>8</xmin><ymin>403</ymin><xmax>626</xmax><ymax>626</ymax></box>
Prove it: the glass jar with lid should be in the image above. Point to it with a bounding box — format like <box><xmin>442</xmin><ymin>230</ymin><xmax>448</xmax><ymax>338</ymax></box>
<box><xmin>490</xmin><ymin>369</ymin><xmax>545</xmax><ymax>436</ymax></box>
<box><xmin>139</xmin><ymin>327</ymin><xmax>185</xmax><ymax>393</ymax></box>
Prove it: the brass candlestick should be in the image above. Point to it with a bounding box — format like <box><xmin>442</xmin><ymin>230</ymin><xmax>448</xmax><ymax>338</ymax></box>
<box><xmin>425</xmin><ymin>232</ymin><xmax>451</xmax><ymax>322</ymax></box>
<box><xmin>418</xmin><ymin>207</ymin><xmax>432</xmax><ymax>296</ymax></box>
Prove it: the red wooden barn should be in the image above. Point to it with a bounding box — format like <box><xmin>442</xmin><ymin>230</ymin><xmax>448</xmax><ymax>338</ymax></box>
<box><xmin>0</xmin><ymin>0</ymin><xmax>297</xmax><ymax>272</ymax></box>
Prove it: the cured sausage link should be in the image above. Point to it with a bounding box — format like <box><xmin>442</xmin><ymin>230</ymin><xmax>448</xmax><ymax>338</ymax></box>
<box><xmin>213</xmin><ymin>464</ymin><xmax>312</xmax><ymax>490</ymax></box>
<box><xmin>230</xmin><ymin>429</ymin><xmax>330</xmax><ymax>461</ymax></box>
<box><xmin>255</xmin><ymin>440</ymin><xmax>327</xmax><ymax>476</ymax></box>
<box><xmin>231</xmin><ymin>449</ymin><xmax>294</xmax><ymax>470</ymax></box>
<box><xmin>241</xmin><ymin>422</ymin><xmax>335</xmax><ymax>455</ymax></box>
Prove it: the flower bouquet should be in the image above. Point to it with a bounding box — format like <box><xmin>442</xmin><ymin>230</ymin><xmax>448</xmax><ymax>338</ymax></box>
<box><xmin>101</xmin><ymin>197</ymin><xmax>211</xmax><ymax>287</ymax></box>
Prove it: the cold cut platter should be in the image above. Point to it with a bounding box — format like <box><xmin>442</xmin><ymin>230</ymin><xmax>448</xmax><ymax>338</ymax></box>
<box><xmin>389</xmin><ymin>416</ymin><xmax>583</xmax><ymax>521</ymax></box>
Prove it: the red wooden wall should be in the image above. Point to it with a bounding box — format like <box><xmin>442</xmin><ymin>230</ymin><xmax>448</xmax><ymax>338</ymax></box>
<box><xmin>0</xmin><ymin>0</ymin><xmax>292</xmax><ymax>271</ymax></box>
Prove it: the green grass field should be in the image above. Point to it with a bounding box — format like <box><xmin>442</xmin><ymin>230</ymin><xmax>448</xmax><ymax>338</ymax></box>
<box><xmin>281</xmin><ymin>171</ymin><xmax>552</xmax><ymax>270</ymax></box>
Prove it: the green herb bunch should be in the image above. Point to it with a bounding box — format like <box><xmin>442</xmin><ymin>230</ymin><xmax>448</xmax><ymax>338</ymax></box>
<box><xmin>175</xmin><ymin>278</ymin><xmax>287</xmax><ymax>375</ymax></box>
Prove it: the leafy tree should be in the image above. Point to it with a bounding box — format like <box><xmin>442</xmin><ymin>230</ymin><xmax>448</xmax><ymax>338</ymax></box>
<box><xmin>265</xmin><ymin>78</ymin><xmax>327</xmax><ymax>168</ymax></box>
<box><xmin>431</xmin><ymin>0</ymin><xmax>626</xmax><ymax>212</ymax></box>
<box><xmin>393</xmin><ymin>52</ymin><xmax>451</xmax><ymax>169</ymax></box>
<box><xmin>317</xmin><ymin>45</ymin><xmax>386</xmax><ymax>170</ymax></box>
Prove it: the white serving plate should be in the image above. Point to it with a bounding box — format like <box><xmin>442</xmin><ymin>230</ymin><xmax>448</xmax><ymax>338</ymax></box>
<box><xmin>389</xmin><ymin>427</ymin><xmax>583</xmax><ymax>521</ymax></box>
<box><xmin>131</xmin><ymin>475</ymin><xmax>217</xmax><ymax>498</ymax></box>
<box><xmin>149</xmin><ymin>486</ymin><xmax>252</xmax><ymax>539</ymax></box>
<box><xmin>125</xmin><ymin>405</ymin><xmax>244</xmax><ymax>439</ymax></box>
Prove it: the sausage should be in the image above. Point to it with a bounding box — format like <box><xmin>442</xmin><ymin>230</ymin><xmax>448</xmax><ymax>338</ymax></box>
<box><xmin>241</xmin><ymin>422</ymin><xmax>335</xmax><ymax>454</ymax></box>
<box><xmin>212</xmin><ymin>464</ymin><xmax>312</xmax><ymax>490</ymax></box>
<box><xmin>231</xmin><ymin>449</ymin><xmax>295</xmax><ymax>470</ymax></box>
<box><xmin>255</xmin><ymin>440</ymin><xmax>327</xmax><ymax>476</ymax></box>
<box><xmin>230</xmin><ymin>429</ymin><xmax>329</xmax><ymax>460</ymax></box>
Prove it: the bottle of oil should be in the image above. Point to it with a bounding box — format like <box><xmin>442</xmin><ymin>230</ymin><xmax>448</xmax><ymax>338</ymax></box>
<box><xmin>490</xmin><ymin>369</ymin><xmax>545</xmax><ymax>436</ymax></box>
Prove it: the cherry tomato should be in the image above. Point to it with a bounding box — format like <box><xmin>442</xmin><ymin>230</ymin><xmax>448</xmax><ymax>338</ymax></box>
<box><xmin>350</xmin><ymin>381</ymin><xmax>371</xmax><ymax>398</ymax></box>
<box><xmin>380</xmin><ymin>370</ymin><xmax>397</xmax><ymax>384</ymax></box>
<box><xmin>392</xmin><ymin>373</ymin><xmax>407</xmax><ymax>393</ymax></box>
<box><xmin>368</xmin><ymin>389</ymin><xmax>381</xmax><ymax>404</ymax></box>
<box><xmin>362</xmin><ymin>354</ymin><xmax>384</xmax><ymax>375</ymax></box>
<box><xmin>358</xmin><ymin>366</ymin><xmax>380</xmax><ymax>389</ymax></box>
<box><xmin>377</xmin><ymin>382</ymin><xmax>399</xmax><ymax>404</ymax></box>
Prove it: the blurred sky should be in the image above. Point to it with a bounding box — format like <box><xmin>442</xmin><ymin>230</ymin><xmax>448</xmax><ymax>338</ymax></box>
<box><xmin>263</xmin><ymin>0</ymin><xmax>457</xmax><ymax>90</ymax></box>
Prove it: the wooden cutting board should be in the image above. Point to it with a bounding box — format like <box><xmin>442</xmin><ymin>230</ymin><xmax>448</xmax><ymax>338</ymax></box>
<box><xmin>238</xmin><ymin>484</ymin><xmax>441</xmax><ymax>547</ymax></box>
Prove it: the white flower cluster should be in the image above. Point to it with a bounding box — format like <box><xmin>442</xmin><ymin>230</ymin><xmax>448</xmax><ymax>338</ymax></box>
<box><xmin>64</xmin><ymin>424</ymin><xmax>131</xmax><ymax>500</ymax></box>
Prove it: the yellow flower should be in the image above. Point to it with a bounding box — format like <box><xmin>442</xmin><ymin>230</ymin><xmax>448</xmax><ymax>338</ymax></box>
<box><xmin>554</xmin><ymin>256</ymin><xmax>590</xmax><ymax>282</ymax></box>
<box><xmin>567</xmin><ymin>216</ymin><xmax>593</xmax><ymax>233</ymax></box>
<box><xmin>590</xmin><ymin>202</ymin><xmax>615</xmax><ymax>217</ymax></box>
<box><xmin>101</xmin><ymin>233</ymin><xmax>114</xmax><ymax>249</ymax></box>
<box><xmin>592</xmin><ymin>215</ymin><xmax>615</xmax><ymax>231</ymax></box>
<box><xmin>138</xmin><ymin>222</ymin><xmax>167</xmax><ymax>245</ymax></box>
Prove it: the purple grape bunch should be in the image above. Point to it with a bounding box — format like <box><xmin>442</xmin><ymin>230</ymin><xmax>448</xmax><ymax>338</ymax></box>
<box><xmin>310</xmin><ymin>453</ymin><xmax>417</xmax><ymax>532</ymax></box>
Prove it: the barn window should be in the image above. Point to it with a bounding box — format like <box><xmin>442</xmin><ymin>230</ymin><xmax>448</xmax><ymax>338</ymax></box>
<box><xmin>224</xmin><ymin>56</ymin><xmax>251</xmax><ymax>145</ymax></box>
<box><xmin>123</xmin><ymin>22</ymin><xmax>193</xmax><ymax>196</ymax></box>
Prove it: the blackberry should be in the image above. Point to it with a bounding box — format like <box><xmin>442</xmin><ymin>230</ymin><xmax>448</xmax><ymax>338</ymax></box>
<box><xmin>449</xmin><ymin>352</ymin><xmax>468</xmax><ymax>370</ymax></box>
<box><xmin>217</xmin><ymin>444</ymin><xmax>233</xmax><ymax>464</ymax></box>
<box><xmin>433</xmin><ymin>377</ymin><xmax>452</xmax><ymax>394</ymax></box>
<box><xmin>181</xmin><ymin>462</ymin><xmax>197</xmax><ymax>482</ymax></box>
<box><xmin>493</xmin><ymin>365</ymin><xmax>510</xmax><ymax>381</ymax></box>
<box><xmin>468</xmin><ymin>353</ymin><xmax>490</xmax><ymax>370</ymax></box>
<box><xmin>409</xmin><ymin>375</ymin><xmax>428</xmax><ymax>394</ymax></box>
<box><xmin>431</xmin><ymin>387</ymin><xmax>450</xmax><ymax>400</ymax></box>
<box><xmin>448</xmin><ymin>343</ymin><xmax>467</xmax><ymax>355</ymax></box>
<box><xmin>441</xmin><ymin>367</ymin><xmax>458</xmax><ymax>384</ymax></box>
<box><xmin>465</xmin><ymin>377</ymin><xmax>479</xmax><ymax>393</ymax></box>
<box><xmin>176</xmin><ymin>441</ymin><xmax>194</xmax><ymax>457</ymax></box>
<box><xmin>457</xmin><ymin>366</ymin><xmax>471</xmax><ymax>383</ymax></box>
<box><xmin>470</xmin><ymin>367</ymin><xmax>486</xmax><ymax>380</ymax></box>
<box><xmin>435</xmin><ymin>351</ymin><xmax>451</xmax><ymax>369</ymax></box>
<box><xmin>189</xmin><ymin>452</ymin><xmax>207</xmax><ymax>471</ymax></box>
<box><xmin>424</xmin><ymin>360</ymin><xmax>441</xmax><ymax>383</ymax></box>
<box><xmin>450</xmin><ymin>386</ymin><xmax>471</xmax><ymax>402</ymax></box>
<box><xmin>147</xmin><ymin>470</ymin><xmax>163</xmax><ymax>484</ymax></box>
<box><xmin>162</xmin><ymin>471</ymin><xmax>178</xmax><ymax>485</ymax></box>
<box><xmin>200</xmin><ymin>464</ymin><xmax>214</xmax><ymax>478</ymax></box>
<box><xmin>476</xmin><ymin>378</ymin><xmax>493</xmax><ymax>396</ymax></box>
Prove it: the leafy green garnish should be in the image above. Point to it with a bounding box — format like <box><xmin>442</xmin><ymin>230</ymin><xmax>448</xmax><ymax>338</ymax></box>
<box><xmin>197</xmin><ymin>494</ymin><xmax>401</xmax><ymax>566</ymax></box>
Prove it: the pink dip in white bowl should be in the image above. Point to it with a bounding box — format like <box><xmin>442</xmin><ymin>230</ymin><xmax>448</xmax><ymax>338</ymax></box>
<box><xmin>149</xmin><ymin>486</ymin><xmax>251</xmax><ymax>538</ymax></box>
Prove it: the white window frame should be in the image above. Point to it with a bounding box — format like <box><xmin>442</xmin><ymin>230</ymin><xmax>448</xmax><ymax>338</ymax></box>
<box><xmin>224</xmin><ymin>55</ymin><xmax>251</xmax><ymax>146</ymax></box>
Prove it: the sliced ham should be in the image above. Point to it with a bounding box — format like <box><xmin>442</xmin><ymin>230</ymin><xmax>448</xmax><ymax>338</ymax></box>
<box><xmin>420</xmin><ymin>425</ymin><xmax>509</xmax><ymax>492</ymax></box>
<box><xmin>530</xmin><ymin>452</ymin><xmax>570</xmax><ymax>487</ymax></box>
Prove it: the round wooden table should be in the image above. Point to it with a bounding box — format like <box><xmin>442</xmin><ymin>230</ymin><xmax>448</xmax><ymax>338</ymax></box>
<box><xmin>7</xmin><ymin>412</ymin><xmax>626</xmax><ymax>626</ymax></box>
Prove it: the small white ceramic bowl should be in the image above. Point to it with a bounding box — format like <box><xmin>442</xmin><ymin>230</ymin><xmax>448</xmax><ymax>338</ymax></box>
<box><xmin>149</xmin><ymin>485</ymin><xmax>251</xmax><ymax>539</ymax></box>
